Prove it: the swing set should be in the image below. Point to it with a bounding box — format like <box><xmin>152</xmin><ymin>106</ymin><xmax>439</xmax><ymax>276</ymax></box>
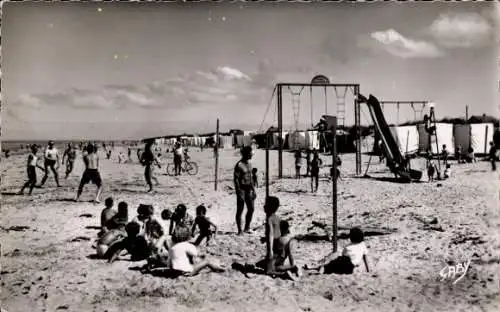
<box><xmin>259</xmin><ymin>75</ymin><xmax>361</xmax><ymax>178</ymax></box>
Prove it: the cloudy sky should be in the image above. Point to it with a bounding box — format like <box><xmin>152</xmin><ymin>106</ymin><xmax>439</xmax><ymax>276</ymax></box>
<box><xmin>2</xmin><ymin>1</ymin><xmax>498</xmax><ymax>140</ymax></box>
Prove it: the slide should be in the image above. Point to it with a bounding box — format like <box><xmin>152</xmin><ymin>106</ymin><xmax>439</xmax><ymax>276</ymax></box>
<box><xmin>364</xmin><ymin>95</ymin><xmax>421</xmax><ymax>181</ymax></box>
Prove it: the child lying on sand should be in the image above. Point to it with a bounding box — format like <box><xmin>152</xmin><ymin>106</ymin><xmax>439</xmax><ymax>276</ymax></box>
<box><xmin>304</xmin><ymin>227</ymin><xmax>370</xmax><ymax>275</ymax></box>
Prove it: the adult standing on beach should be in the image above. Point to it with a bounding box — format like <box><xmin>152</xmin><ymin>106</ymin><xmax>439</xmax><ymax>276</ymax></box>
<box><xmin>233</xmin><ymin>146</ymin><xmax>256</xmax><ymax>235</ymax></box>
<box><xmin>75</xmin><ymin>144</ymin><xmax>103</xmax><ymax>203</ymax></box>
<box><xmin>173</xmin><ymin>142</ymin><xmax>183</xmax><ymax>176</ymax></box>
<box><xmin>39</xmin><ymin>141</ymin><xmax>61</xmax><ymax>188</ymax></box>
<box><xmin>141</xmin><ymin>140</ymin><xmax>161</xmax><ymax>192</ymax></box>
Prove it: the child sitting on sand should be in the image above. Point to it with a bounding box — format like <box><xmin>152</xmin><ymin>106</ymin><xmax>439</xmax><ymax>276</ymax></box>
<box><xmin>256</xmin><ymin>220</ymin><xmax>302</xmax><ymax>280</ymax></box>
<box><xmin>443</xmin><ymin>164</ymin><xmax>451</xmax><ymax>179</ymax></box>
<box><xmin>100</xmin><ymin>197</ymin><xmax>116</xmax><ymax>234</ymax></box>
<box><xmin>169</xmin><ymin>204</ymin><xmax>194</xmax><ymax>238</ymax></box>
<box><xmin>304</xmin><ymin>227</ymin><xmax>370</xmax><ymax>275</ymax></box>
<box><xmin>105</xmin><ymin>202</ymin><xmax>129</xmax><ymax>232</ymax></box>
<box><xmin>167</xmin><ymin>228</ymin><xmax>225</xmax><ymax>276</ymax></box>
<box><xmin>191</xmin><ymin>205</ymin><xmax>217</xmax><ymax>246</ymax></box>
<box><xmin>107</xmin><ymin>222</ymin><xmax>151</xmax><ymax>263</ymax></box>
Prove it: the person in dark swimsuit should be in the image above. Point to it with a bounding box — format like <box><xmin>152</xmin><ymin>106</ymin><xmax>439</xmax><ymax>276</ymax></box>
<box><xmin>141</xmin><ymin>140</ymin><xmax>161</xmax><ymax>192</ymax></box>
<box><xmin>39</xmin><ymin>141</ymin><xmax>61</xmax><ymax>187</ymax></box>
<box><xmin>63</xmin><ymin>143</ymin><xmax>77</xmax><ymax>179</ymax></box>
<box><xmin>75</xmin><ymin>144</ymin><xmax>103</xmax><ymax>203</ymax></box>
<box><xmin>233</xmin><ymin>146</ymin><xmax>256</xmax><ymax>235</ymax></box>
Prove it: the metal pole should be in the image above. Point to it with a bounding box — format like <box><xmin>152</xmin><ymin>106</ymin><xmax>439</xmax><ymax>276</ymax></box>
<box><xmin>266</xmin><ymin>133</ymin><xmax>270</xmax><ymax>199</ymax></box>
<box><xmin>215</xmin><ymin>118</ymin><xmax>219</xmax><ymax>191</ymax></box>
<box><xmin>332</xmin><ymin>116</ymin><xmax>338</xmax><ymax>253</ymax></box>
<box><xmin>278</xmin><ymin>85</ymin><xmax>283</xmax><ymax>179</ymax></box>
<box><xmin>354</xmin><ymin>85</ymin><xmax>361</xmax><ymax>175</ymax></box>
<box><xmin>466</xmin><ymin>105</ymin><xmax>469</xmax><ymax>121</ymax></box>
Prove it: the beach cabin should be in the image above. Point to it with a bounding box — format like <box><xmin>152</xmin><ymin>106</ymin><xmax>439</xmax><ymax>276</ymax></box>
<box><xmin>453</xmin><ymin>123</ymin><xmax>494</xmax><ymax>155</ymax></box>
<box><xmin>389</xmin><ymin>125</ymin><xmax>419</xmax><ymax>155</ymax></box>
<box><xmin>417</xmin><ymin>123</ymin><xmax>455</xmax><ymax>155</ymax></box>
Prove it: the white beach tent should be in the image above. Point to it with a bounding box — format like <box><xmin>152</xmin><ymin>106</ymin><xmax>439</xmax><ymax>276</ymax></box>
<box><xmin>287</xmin><ymin>131</ymin><xmax>307</xmax><ymax>149</ymax></box>
<box><xmin>389</xmin><ymin>125</ymin><xmax>419</xmax><ymax>155</ymax></box>
<box><xmin>453</xmin><ymin>123</ymin><xmax>494</xmax><ymax>154</ymax></box>
<box><xmin>270</xmin><ymin>131</ymin><xmax>288</xmax><ymax>149</ymax></box>
<box><xmin>418</xmin><ymin>123</ymin><xmax>455</xmax><ymax>154</ymax></box>
<box><xmin>306</xmin><ymin>130</ymin><xmax>320</xmax><ymax>150</ymax></box>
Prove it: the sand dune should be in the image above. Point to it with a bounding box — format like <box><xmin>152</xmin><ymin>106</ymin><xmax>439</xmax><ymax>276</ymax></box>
<box><xmin>1</xmin><ymin>147</ymin><xmax>499</xmax><ymax>312</ymax></box>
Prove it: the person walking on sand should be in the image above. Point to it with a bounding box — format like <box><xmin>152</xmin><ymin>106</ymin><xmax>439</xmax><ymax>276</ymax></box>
<box><xmin>62</xmin><ymin>143</ymin><xmax>77</xmax><ymax>179</ymax></box>
<box><xmin>38</xmin><ymin>140</ymin><xmax>61</xmax><ymax>188</ymax></box>
<box><xmin>234</xmin><ymin>146</ymin><xmax>256</xmax><ymax>235</ymax></box>
<box><xmin>141</xmin><ymin>140</ymin><xmax>161</xmax><ymax>192</ymax></box>
<box><xmin>75</xmin><ymin>144</ymin><xmax>103</xmax><ymax>203</ymax></box>
<box><xmin>18</xmin><ymin>145</ymin><xmax>46</xmax><ymax>195</ymax></box>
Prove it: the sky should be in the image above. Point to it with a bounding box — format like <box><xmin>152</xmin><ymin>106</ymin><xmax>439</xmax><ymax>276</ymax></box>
<box><xmin>2</xmin><ymin>1</ymin><xmax>498</xmax><ymax>140</ymax></box>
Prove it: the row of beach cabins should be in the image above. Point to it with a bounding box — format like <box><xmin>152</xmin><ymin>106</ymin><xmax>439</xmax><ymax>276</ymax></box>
<box><xmin>148</xmin><ymin>122</ymin><xmax>496</xmax><ymax>156</ymax></box>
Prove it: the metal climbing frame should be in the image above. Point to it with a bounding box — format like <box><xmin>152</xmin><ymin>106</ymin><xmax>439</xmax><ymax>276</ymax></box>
<box><xmin>379</xmin><ymin>101</ymin><xmax>429</xmax><ymax>125</ymax></box>
<box><xmin>276</xmin><ymin>82</ymin><xmax>361</xmax><ymax>178</ymax></box>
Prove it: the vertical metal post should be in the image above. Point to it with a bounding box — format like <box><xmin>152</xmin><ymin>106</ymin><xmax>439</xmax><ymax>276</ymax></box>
<box><xmin>215</xmin><ymin>118</ymin><xmax>219</xmax><ymax>191</ymax></box>
<box><xmin>354</xmin><ymin>85</ymin><xmax>361</xmax><ymax>176</ymax></box>
<box><xmin>484</xmin><ymin>125</ymin><xmax>489</xmax><ymax>154</ymax></box>
<box><xmin>332</xmin><ymin>116</ymin><xmax>338</xmax><ymax>253</ymax></box>
<box><xmin>397</xmin><ymin>102</ymin><xmax>400</xmax><ymax>126</ymax></box>
<box><xmin>466</xmin><ymin>105</ymin><xmax>469</xmax><ymax>121</ymax></box>
<box><xmin>266</xmin><ymin>133</ymin><xmax>270</xmax><ymax>199</ymax></box>
<box><xmin>278</xmin><ymin>84</ymin><xmax>283</xmax><ymax>179</ymax></box>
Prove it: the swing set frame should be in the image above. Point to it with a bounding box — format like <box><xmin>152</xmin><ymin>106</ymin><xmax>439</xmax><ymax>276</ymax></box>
<box><xmin>275</xmin><ymin>80</ymin><xmax>361</xmax><ymax>178</ymax></box>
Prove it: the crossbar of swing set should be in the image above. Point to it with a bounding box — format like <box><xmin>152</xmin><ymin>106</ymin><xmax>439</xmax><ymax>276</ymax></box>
<box><xmin>275</xmin><ymin>83</ymin><xmax>362</xmax><ymax>178</ymax></box>
<box><xmin>379</xmin><ymin>101</ymin><xmax>430</xmax><ymax>122</ymax></box>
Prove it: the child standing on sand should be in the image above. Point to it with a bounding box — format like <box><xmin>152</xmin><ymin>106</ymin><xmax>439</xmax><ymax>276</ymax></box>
<box><xmin>443</xmin><ymin>164</ymin><xmax>451</xmax><ymax>179</ymax></box>
<box><xmin>294</xmin><ymin>150</ymin><xmax>302</xmax><ymax>179</ymax></box>
<box><xmin>191</xmin><ymin>205</ymin><xmax>217</xmax><ymax>246</ymax></box>
<box><xmin>427</xmin><ymin>160</ymin><xmax>436</xmax><ymax>182</ymax></box>
<box><xmin>310</xmin><ymin>150</ymin><xmax>322</xmax><ymax>192</ymax></box>
<box><xmin>252</xmin><ymin>168</ymin><xmax>259</xmax><ymax>188</ymax></box>
<box><xmin>304</xmin><ymin>228</ymin><xmax>370</xmax><ymax>275</ymax></box>
<box><xmin>18</xmin><ymin>145</ymin><xmax>45</xmax><ymax>195</ymax></box>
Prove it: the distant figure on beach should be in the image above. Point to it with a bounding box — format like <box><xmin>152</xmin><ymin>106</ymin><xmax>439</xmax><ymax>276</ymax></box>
<box><xmin>234</xmin><ymin>146</ymin><xmax>256</xmax><ymax>235</ymax></box>
<box><xmin>62</xmin><ymin>143</ymin><xmax>77</xmax><ymax>179</ymax></box>
<box><xmin>141</xmin><ymin>140</ymin><xmax>161</xmax><ymax>192</ymax></box>
<box><xmin>443</xmin><ymin>164</ymin><xmax>451</xmax><ymax>179</ymax></box>
<box><xmin>75</xmin><ymin>144</ymin><xmax>103</xmax><ymax>203</ymax></box>
<box><xmin>466</xmin><ymin>147</ymin><xmax>476</xmax><ymax>163</ymax></box>
<box><xmin>441</xmin><ymin>144</ymin><xmax>449</xmax><ymax>166</ymax></box>
<box><xmin>18</xmin><ymin>145</ymin><xmax>45</xmax><ymax>195</ymax></box>
<box><xmin>310</xmin><ymin>149</ymin><xmax>322</xmax><ymax>193</ymax></box>
<box><xmin>127</xmin><ymin>147</ymin><xmax>132</xmax><ymax>162</ymax></box>
<box><xmin>3</xmin><ymin>150</ymin><xmax>10</xmax><ymax>159</ymax></box>
<box><xmin>427</xmin><ymin>159</ymin><xmax>436</xmax><ymax>182</ymax></box>
<box><xmin>489</xmin><ymin>141</ymin><xmax>497</xmax><ymax>171</ymax></box>
<box><xmin>456</xmin><ymin>144</ymin><xmax>463</xmax><ymax>164</ymax></box>
<box><xmin>39</xmin><ymin>141</ymin><xmax>61</xmax><ymax>188</ymax></box>
<box><xmin>294</xmin><ymin>150</ymin><xmax>302</xmax><ymax>179</ymax></box>
<box><xmin>252</xmin><ymin>168</ymin><xmax>259</xmax><ymax>188</ymax></box>
<box><xmin>305</xmin><ymin>149</ymin><xmax>312</xmax><ymax>176</ymax></box>
<box><xmin>173</xmin><ymin>142</ymin><xmax>183</xmax><ymax>176</ymax></box>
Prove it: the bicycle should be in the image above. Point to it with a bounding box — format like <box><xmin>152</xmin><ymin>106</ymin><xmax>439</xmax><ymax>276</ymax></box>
<box><xmin>166</xmin><ymin>158</ymin><xmax>198</xmax><ymax>176</ymax></box>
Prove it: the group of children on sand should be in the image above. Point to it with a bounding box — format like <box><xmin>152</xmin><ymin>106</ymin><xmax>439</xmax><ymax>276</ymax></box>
<box><xmin>93</xmin><ymin>195</ymin><xmax>370</xmax><ymax>281</ymax></box>
<box><xmin>93</xmin><ymin>198</ymin><xmax>224</xmax><ymax>277</ymax></box>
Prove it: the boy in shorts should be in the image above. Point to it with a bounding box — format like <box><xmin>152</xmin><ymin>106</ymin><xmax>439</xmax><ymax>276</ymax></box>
<box><xmin>75</xmin><ymin>144</ymin><xmax>103</xmax><ymax>203</ymax></box>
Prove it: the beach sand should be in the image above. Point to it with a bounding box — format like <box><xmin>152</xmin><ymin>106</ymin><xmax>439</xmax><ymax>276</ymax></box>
<box><xmin>1</xmin><ymin>146</ymin><xmax>499</xmax><ymax>312</ymax></box>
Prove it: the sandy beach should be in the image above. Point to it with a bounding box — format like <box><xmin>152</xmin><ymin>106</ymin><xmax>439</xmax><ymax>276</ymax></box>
<box><xmin>1</xmin><ymin>145</ymin><xmax>499</xmax><ymax>312</ymax></box>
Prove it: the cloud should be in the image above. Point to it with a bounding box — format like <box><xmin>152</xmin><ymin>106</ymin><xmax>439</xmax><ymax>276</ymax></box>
<box><xmin>10</xmin><ymin>66</ymin><xmax>256</xmax><ymax>110</ymax></box>
<box><xmin>369</xmin><ymin>29</ymin><xmax>443</xmax><ymax>58</ymax></box>
<box><xmin>216</xmin><ymin>66</ymin><xmax>251</xmax><ymax>81</ymax></box>
<box><xmin>429</xmin><ymin>12</ymin><xmax>493</xmax><ymax>48</ymax></box>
